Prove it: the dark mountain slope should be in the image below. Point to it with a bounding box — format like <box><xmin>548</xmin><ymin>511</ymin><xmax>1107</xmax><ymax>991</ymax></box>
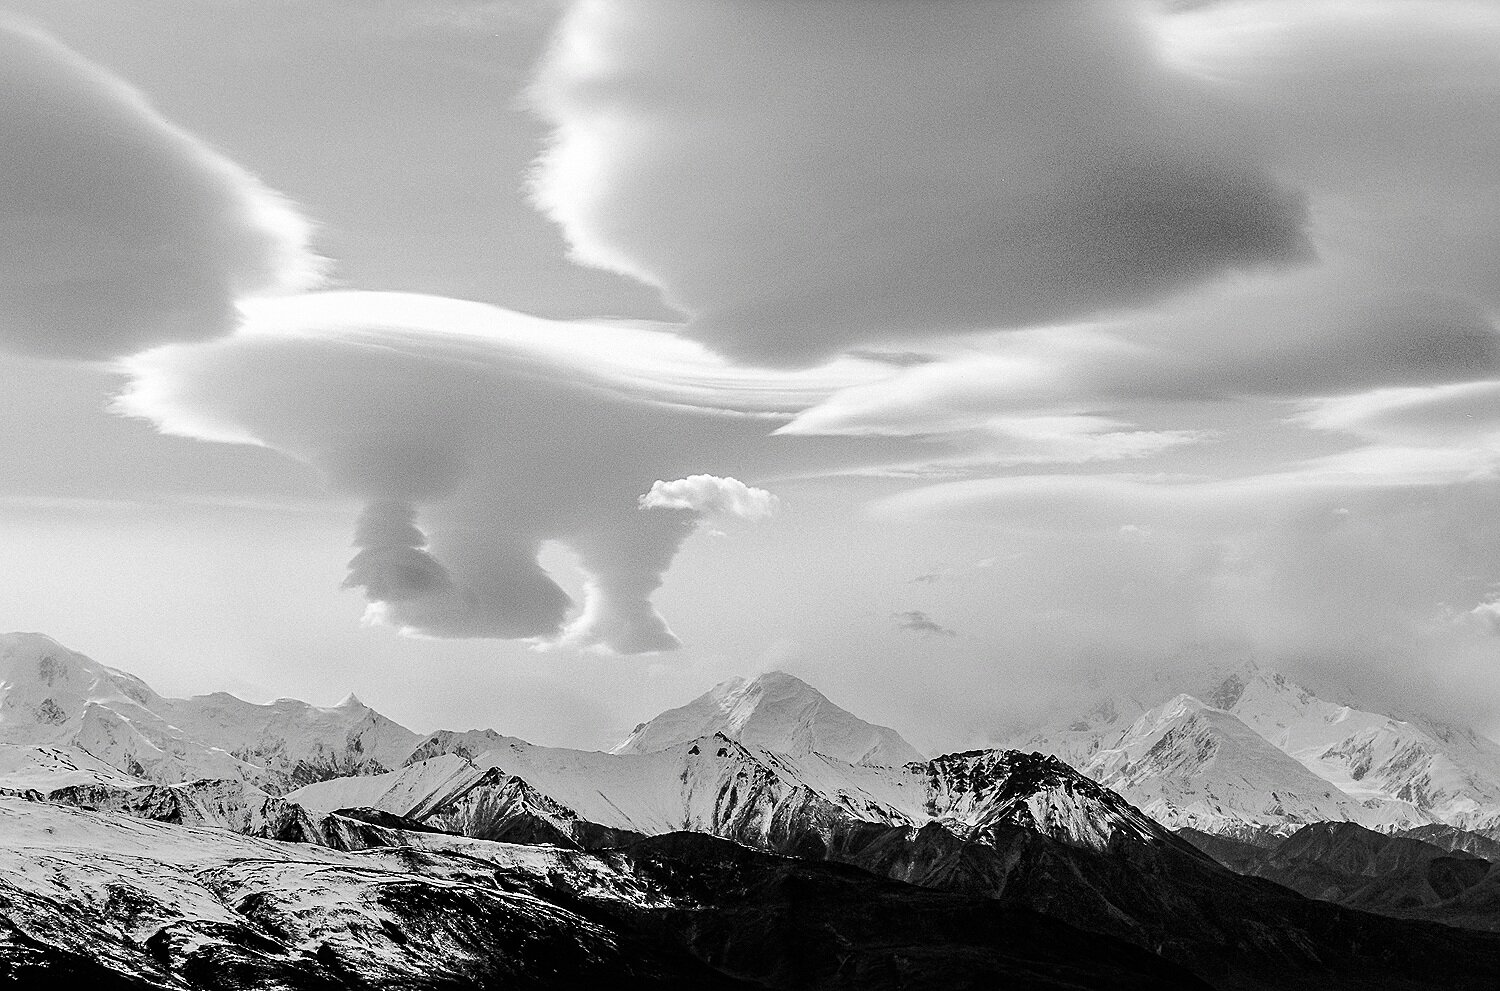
<box><xmin>559</xmin><ymin>831</ymin><xmax>1213</xmax><ymax>991</ymax></box>
<box><xmin>1181</xmin><ymin>819</ymin><xmax>1500</xmax><ymax>934</ymax></box>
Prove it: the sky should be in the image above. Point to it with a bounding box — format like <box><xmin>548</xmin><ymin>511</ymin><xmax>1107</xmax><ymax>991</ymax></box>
<box><xmin>4</xmin><ymin>0</ymin><xmax>1500</xmax><ymax>753</ymax></box>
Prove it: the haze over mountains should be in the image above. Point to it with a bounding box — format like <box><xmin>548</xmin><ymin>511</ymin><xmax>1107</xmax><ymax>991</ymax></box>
<box><xmin>1012</xmin><ymin>663</ymin><xmax>1500</xmax><ymax>842</ymax></box>
<box><xmin>2</xmin><ymin>630</ymin><xmax>1500</xmax><ymax>989</ymax></box>
<box><xmin>5</xmin><ymin>631</ymin><xmax>1500</xmax><ymax>847</ymax></box>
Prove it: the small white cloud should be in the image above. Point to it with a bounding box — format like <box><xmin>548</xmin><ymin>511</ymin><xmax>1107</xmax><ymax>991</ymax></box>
<box><xmin>639</xmin><ymin>474</ymin><xmax>780</xmax><ymax>521</ymax></box>
<box><xmin>1468</xmin><ymin>599</ymin><xmax>1500</xmax><ymax>635</ymax></box>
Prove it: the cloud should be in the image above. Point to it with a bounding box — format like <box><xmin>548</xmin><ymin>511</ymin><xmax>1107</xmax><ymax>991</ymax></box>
<box><xmin>1295</xmin><ymin>380</ymin><xmax>1500</xmax><ymax>447</ymax></box>
<box><xmin>27</xmin><ymin>0</ymin><xmax>1500</xmax><ymax>735</ymax></box>
<box><xmin>1467</xmin><ymin>599</ymin><xmax>1500</xmax><ymax>636</ymax></box>
<box><xmin>622</xmin><ymin>0</ymin><xmax>1500</xmax><ymax>504</ymax></box>
<box><xmin>117</xmin><ymin>291</ymin><xmax>920</xmax><ymax>654</ymax></box>
<box><xmin>1164</xmin><ymin>1</ymin><xmax>1500</xmax><ymax>308</ymax></box>
<box><xmin>895</xmin><ymin>611</ymin><xmax>956</xmax><ymax>639</ymax></box>
<box><xmin>0</xmin><ymin>17</ymin><xmax>320</xmax><ymax>360</ymax></box>
<box><xmin>639</xmin><ymin>475</ymin><xmax>780</xmax><ymax>520</ymax></box>
<box><xmin>780</xmin><ymin>277</ymin><xmax>1500</xmax><ymax>447</ymax></box>
<box><xmin>530</xmin><ymin>0</ymin><xmax>1308</xmax><ymax>364</ymax></box>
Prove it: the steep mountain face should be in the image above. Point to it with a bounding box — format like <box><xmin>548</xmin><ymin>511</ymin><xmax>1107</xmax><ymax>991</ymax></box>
<box><xmin>296</xmin><ymin>733</ymin><xmax>924</xmax><ymax>853</ymax></box>
<box><xmin>919</xmin><ymin>749</ymin><xmax>1165</xmax><ymax>849</ymax></box>
<box><xmin>0</xmin><ymin>794</ymin><xmax>1215</xmax><ymax>990</ymax></box>
<box><xmin>1013</xmin><ymin>662</ymin><xmax>1500</xmax><ymax>839</ymax></box>
<box><xmin>293</xmin><ymin>733</ymin><xmax>1172</xmax><ymax>860</ymax></box>
<box><xmin>1220</xmin><ymin>667</ymin><xmax>1500</xmax><ymax>835</ymax></box>
<box><xmin>0</xmin><ymin>633</ymin><xmax>420</xmax><ymax>794</ymax></box>
<box><xmin>1088</xmin><ymin>694</ymin><xmax>1425</xmax><ymax>840</ymax></box>
<box><xmin>611</xmin><ymin>671</ymin><xmax>925</xmax><ymax>766</ymax></box>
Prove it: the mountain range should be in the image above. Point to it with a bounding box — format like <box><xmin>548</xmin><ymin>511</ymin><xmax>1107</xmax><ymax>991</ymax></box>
<box><xmin>1009</xmin><ymin>662</ymin><xmax>1500</xmax><ymax>842</ymax></box>
<box><xmin>2</xmin><ymin>631</ymin><xmax>1499</xmax><ymax>989</ymax></box>
<box><xmin>0</xmin><ymin>632</ymin><xmax>419</xmax><ymax>794</ymax></box>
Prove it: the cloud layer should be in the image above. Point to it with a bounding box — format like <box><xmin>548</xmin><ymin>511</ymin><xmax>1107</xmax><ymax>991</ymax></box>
<box><xmin>0</xmin><ymin>16</ymin><xmax>319</xmax><ymax>361</ymax></box>
<box><xmin>530</xmin><ymin>0</ymin><xmax>1308</xmax><ymax>364</ymax></box>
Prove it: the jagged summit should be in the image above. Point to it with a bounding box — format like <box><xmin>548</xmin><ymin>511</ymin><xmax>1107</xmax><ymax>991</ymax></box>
<box><xmin>610</xmin><ymin>669</ymin><xmax>925</xmax><ymax>766</ymax></box>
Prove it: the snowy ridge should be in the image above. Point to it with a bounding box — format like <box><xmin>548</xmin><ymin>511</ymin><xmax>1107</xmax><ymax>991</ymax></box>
<box><xmin>0</xmin><ymin>633</ymin><xmax>421</xmax><ymax>794</ymax></box>
<box><xmin>611</xmin><ymin>670</ymin><xmax>924</xmax><ymax>766</ymax></box>
<box><xmin>1222</xmin><ymin>667</ymin><xmax>1500</xmax><ymax>835</ymax></box>
<box><xmin>0</xmin><ymin>743</ymin><xmax>144</xmax><ymax>793</ymax></box>
<box><xmin>1014</xmin><ymin>662</ymin><xmax>1500</xmax><ymax>840</ymax></box>
<box><xmin>0</xmin><ymin>794</ymin><xmax>702</xmax><ymax>988</ymax></box>
<box><xmin>1090</xmin><ymin>694</ymin><xmax>1428</xmax><ymax>840</ymax></box>
<box><xmin>922</xmin><ymin>749</ymin><xmax>1167</xmax><ymax>848</ymax></box>
<box><xmin>302</xmin><ymin>733</ymin><xmax>921</xmax><ymax>842</ymax></box>
<box><xmin>294</xmin><ymin>730</ymin><xmax>1167</xmax><ymax>855</ymax></box>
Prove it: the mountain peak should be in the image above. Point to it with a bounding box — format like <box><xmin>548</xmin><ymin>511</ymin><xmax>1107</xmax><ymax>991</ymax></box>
<box><xmin>749</xmin><ymin>669</ymin><xmax>808</xmax><ymax>688</ymax></box>
<box><xmin>0</xmin><ymin>632</ymin><xmax>421</xmax><ymax>794</ymax></box>
<box><xmin>612</xmin><ymin>671</ymin><xmax>924</xmax><ymax>766</ymax></box>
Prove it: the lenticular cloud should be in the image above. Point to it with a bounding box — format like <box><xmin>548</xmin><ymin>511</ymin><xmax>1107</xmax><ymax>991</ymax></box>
<box><xmin>0</xmin><ymin>17</ymin><xmax>320</xmax><ymax>361</ymax></box>
<box><xmin>118</xmin><ymin>293</ymin><xmax>878</xmax><ymax>655</ymax></box>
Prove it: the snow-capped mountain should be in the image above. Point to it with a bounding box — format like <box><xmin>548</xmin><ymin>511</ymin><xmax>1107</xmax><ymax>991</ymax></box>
<box><xmin>1090</xmin><ymin>693</ymin><xmax>1428</xmax><ymax>840</ymax></box>
<box><xmin>0</xmin><ymin>793</ymin><xmax>745</xmax><ymax>989</ymax></box>
<box><xmin>0</xmin><ymin>793</ymin><xmax>1225</xmax><ymax>990</ymax></box>
<box><xmin>1215</xmin><ymin>666</ymin><xmax>1500</xmax><ymax>834</ymax></box>
<box><xmin>611</xmin><ymin>670</ymin><xmax>925</xmax><ymax>766</ymax></box>
<box><xmin>283</xmin><ymin>732</ymin><xmax>1500</xmax><ymax>990</ymax></box>
<box><xmin>292</xmin><ymin>730</ymin><xmax>1165</xmax><ymax>857</ymax></box>
<box><xmin>1011</xmin><ymin>662</ymin><xmax>1500</xmax><ymax>840</ymax></box>
<box><xmin>4</xmin><ymin>633</ymin><xmax>1500</xmax><ymax>989</ymax></box>
<box><xmin>0</xmin><ymin>633</ymin><xmax>420</xmax><ymax>794</ymax></box>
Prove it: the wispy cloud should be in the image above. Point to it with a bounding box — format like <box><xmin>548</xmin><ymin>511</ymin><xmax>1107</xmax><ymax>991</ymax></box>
<box><xmin>896</xmin><ymin>611</ymin><xmax>956</xmax><ymax>639</ymax></box>
<box><xmin>0</xmin><ymin>16</ymin><xmax>320</xmax><ymax>361</ymax></box>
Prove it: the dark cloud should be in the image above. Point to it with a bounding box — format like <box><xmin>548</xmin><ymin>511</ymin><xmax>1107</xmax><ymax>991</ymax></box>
<box><xmin>530</xmin><ymin>0</ymin><xmax>1309</xmax><ymax>365</ymax></box>
<box><xmin>896</xmin><ymin>610</ymin><xmax>956</xmax><ymax>638</ymax></box>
